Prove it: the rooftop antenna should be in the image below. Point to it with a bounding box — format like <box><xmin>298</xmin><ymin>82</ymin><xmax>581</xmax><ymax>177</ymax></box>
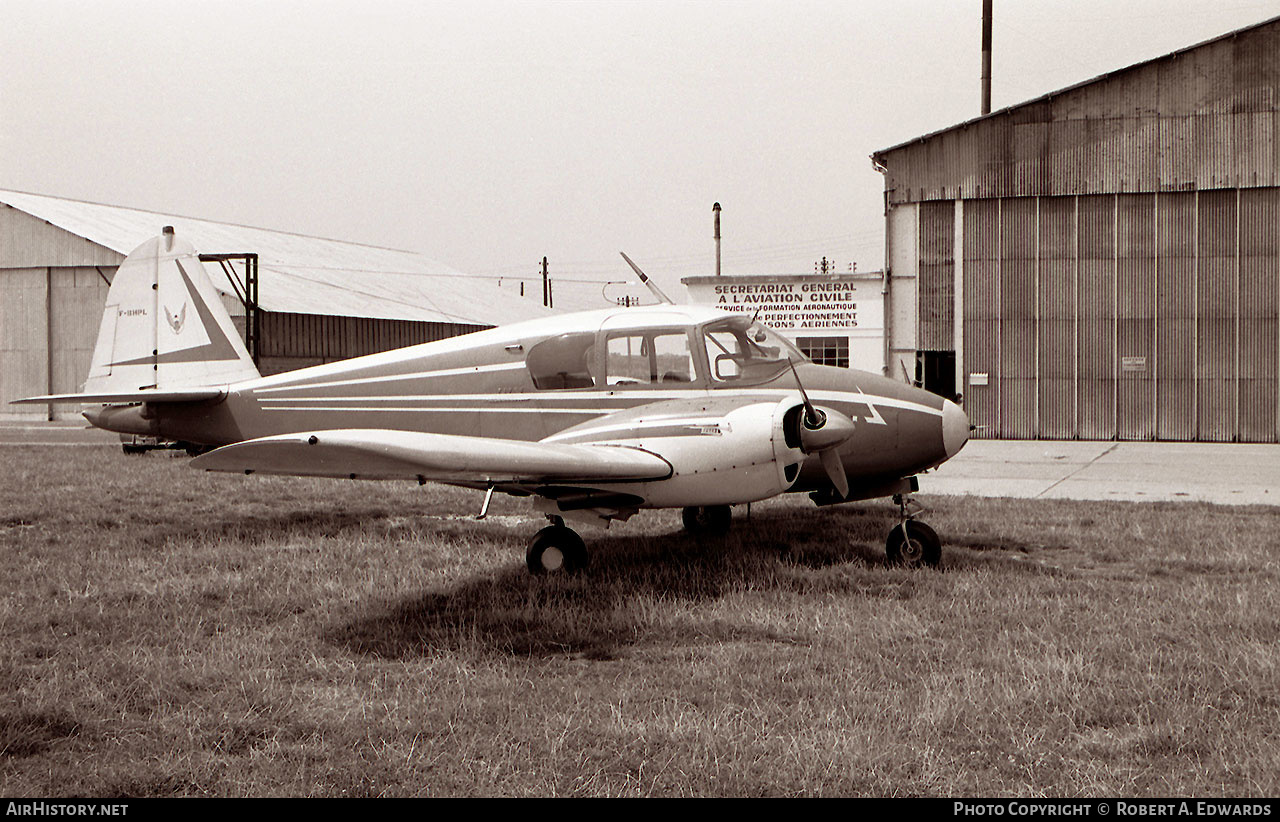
<box><xmin>619</xmin><ymin>252</ymin><xmax>675</xmax><ymax>305</ymax></box>
<box><xmin>713</xmin><ymin>202</ymin><xmax>722</xmax><ymax>276</ymax></box>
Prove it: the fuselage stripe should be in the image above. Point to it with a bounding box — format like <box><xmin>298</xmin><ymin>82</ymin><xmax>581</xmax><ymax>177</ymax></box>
<box><xmin>251</xmin><ymin>361</ymin><xmax>528</xmax><ymax>395</ymax></box>
<box><xmin>259</xmin><ymin>406</ymin><xmax>613</xmax><ymax>414</ymax></box>
<box><xmin>251</xmin><ymin>388</ymin><xmax>943</xmax><ymax>417</ymax></box>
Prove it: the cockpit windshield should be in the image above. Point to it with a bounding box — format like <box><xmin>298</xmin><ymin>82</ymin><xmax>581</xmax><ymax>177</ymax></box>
<box><xmin>701</xmin><ymin>315</ymin><xmax>806</xmax><ymax>384</ymax></box>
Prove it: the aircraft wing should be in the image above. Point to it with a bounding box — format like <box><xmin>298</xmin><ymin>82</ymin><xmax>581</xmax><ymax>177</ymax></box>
<box><xmin>189</xmin><ymin>428</ymin><xmax>673</xmax><ymax>484</ymax></box>
<box><xmin>12</xmin><ymin>388</ymin><xmax>227</xmax><ymax>405</ymax></box>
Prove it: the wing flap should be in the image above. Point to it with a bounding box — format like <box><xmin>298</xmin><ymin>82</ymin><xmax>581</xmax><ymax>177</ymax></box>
<box><xmin>189</xmin><ymin>428</ymin><xmax>673</xmax><ymax>483</ymax></box>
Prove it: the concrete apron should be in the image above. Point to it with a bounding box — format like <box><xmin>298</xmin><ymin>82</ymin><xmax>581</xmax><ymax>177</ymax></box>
<box><xmin>921</xmin><ymin>440</ymin><xmax>1280</xmax><ymax>506</ymax></box>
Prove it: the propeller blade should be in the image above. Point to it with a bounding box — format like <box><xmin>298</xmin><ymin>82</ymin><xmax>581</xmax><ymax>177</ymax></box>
<box><xmin>619</xmin><ymin>252</ymin><xmax>675</xmax><ymax>305</ymax></box>
<box><xmin>820</xmin><ymin>448</ymin><xmax>849</xmax><ymax>499</ymax></box>
<box><xmin>786</xmin><ymin>357</ymin><xmax>853</xmax><ymax>497</ymax></box>
<box><xmin>787</xmin><ymin>359</ymin><xmax>823</xmax><ymax>428</ymax></box>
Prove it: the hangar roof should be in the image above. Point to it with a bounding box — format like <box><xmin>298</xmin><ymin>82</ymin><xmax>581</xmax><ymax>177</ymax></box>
<box><xmin>869</xmin><ymin>15</ymin><xmax>1280</xmax><ymax>203</ymax></box>
<box><xmin>873</xmin><ymin>14</ymin><xmax>1280</xmax><ymax>159</ymax></box>
<box><xmin>0</xmin><ymin>189</ymin><xmax>556</xmax><ymax>326</ymax></box>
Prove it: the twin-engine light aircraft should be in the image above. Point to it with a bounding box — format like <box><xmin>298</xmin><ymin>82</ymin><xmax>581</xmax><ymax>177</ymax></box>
<box><xmin>17</xmin><ymin>229</ymin><xmax>969</xmax><ymax>573</ymax></box>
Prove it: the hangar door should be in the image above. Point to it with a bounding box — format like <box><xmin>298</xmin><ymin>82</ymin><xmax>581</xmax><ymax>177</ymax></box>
<box><xmin>938</xmin><ymin>190</ymin><xmax>1278</xmax><ymax>442</ymax></box>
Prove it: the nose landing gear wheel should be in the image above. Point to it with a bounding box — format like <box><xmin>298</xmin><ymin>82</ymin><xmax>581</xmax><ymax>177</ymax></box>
<box><xmin>526</xmin><ymin>524</ymin><xmax>588</xmax><ymax>575</ymax></box>
<box><xmin>682</xmin><ymin>504</ymin><xmax>732</xmax><ymax>537</ymax></box>
<box><xmin>886</xmin><ymin>520</ymin><xmax>941</xmax><ymax>568</ymax></box>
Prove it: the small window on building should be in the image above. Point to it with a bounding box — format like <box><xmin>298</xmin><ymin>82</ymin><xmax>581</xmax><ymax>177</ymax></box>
<box><xmin>525</xmin><ymin>333</ymin><xmax>596</xmax><ymax>389</ymax></box>
<box><xmin>796</xmin><ymin>336</ymin><xmax>849</xmax><ymax>369</ymax></box>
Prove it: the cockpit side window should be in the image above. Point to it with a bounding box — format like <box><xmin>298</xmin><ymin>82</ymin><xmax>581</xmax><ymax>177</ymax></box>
<box><xmin>702</xmin><ymin>317</ymin><xmax>804</xmax><ymax>383</ymax></box>
<box><xmin>525</xmin><ymin>332</ymin><xmax>597</xmax><ymax>389</ymax></box>
<box><xmin>604</xmin><ymin>331</ymin><xmax>697</xmax><ymax>386</ymax></box>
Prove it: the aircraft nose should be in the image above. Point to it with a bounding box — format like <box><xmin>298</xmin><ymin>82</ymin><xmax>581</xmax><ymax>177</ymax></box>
<box><xmin>941</xmin><ymin>399</ymin><xmax>969</xmax><ymax>459</ymax></box>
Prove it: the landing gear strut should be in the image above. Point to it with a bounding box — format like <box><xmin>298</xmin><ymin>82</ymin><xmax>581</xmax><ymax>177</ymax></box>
<box><xmin>885</xmin><ymin>494</ymin><xmax>941</xmax><ymax>568</ymax></box>
<box><xmin>682</xmin><ymin>504</ymin><xmax>732</xmax><ymax>537</ymax></box>
<box><xmin>525</xmin><ymin>516</ymin><xmax>588</xmax><ymax>575</ymax></box>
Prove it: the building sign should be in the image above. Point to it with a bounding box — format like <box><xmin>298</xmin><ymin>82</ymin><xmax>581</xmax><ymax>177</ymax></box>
<box><xmin>681</xmin><ymin>273</ymin><xmax>884</xmax><ymax>370</ymax></box>
<box><xmin>1121</xmin><ymin>355</ymin><xmax>1148</xmax><ymax>373</ymax></box>
<box><xmin>705</xmin><ymin>280</ymin><xmax>863</xmax><ymax>330</ymax></box>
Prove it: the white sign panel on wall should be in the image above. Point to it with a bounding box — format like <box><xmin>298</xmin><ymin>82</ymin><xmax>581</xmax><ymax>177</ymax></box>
<box><xmin>681</xmin><ymin>274</ymin><xmax>884</xmax><ymax>371</ymax></box>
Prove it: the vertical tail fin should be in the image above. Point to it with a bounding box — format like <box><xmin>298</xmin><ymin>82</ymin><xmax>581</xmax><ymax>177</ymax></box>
<box><xmin>84</xmin><ymin>227</ymin><xmax>261</xmax><ymax>394</ymax></box>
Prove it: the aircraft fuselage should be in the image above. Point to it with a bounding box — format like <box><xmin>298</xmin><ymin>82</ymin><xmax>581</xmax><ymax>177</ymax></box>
<box><xmin>91</xmin><ymin>305</ymin><xmax>967</xmax><ymax>504</ymax></box>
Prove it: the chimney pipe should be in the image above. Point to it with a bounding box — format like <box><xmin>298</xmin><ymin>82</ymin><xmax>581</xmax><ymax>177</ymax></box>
<box><xmin>713</xmin><ymin>202</ymin><xmax>722</xmax><ymax>276</ymax></box>
<box><xmin>981</xmin><ymin>0</ymin><xmax>993</xmax><ymax>115</ymax></box>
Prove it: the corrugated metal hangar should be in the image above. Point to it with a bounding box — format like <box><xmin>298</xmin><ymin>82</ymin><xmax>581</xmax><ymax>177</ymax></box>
<box><xmin>873</xmin><ymin>16</ymin><xmax>1280</xmax><ymax>443</ymax></box>
<box><xmin>0</xmin><ymin>189</ymin><xmax>554</xmax><ymax>420</ymax></box>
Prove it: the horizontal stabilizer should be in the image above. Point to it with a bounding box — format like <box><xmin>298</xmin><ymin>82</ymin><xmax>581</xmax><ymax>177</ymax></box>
<box><xmin>190</xmin><ymin>429</ymin><xmax>673</xmax><ymax>484</ymax></box>
<box><xmin>12</xmin><ymin>388</ymin><xmax>227</xmax><ymax>405</ymax></box>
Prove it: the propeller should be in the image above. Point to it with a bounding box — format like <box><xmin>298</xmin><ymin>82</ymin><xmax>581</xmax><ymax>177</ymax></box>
<box><xmin>619</xmin><ymin>252</ymin><xmax>676</xmax><ymax>305</ymax></box>
<box><xmin>787</xmin><ymin>359</ymin><xmax>855</xmax><ymax>498</ymax></box>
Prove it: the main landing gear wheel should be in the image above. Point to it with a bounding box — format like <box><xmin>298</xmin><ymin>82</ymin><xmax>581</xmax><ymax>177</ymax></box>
<box><xmin>526</xmin><ymin>524</ymin><xmax>588</xmax><ymax>575</ymax></box>
<box><xmin>682</xmin><ymin>505</ymin><xmax>732</xmax><ymax>537</ymax></box>
<box><xmin>885</xmin><ymin>520</ymin><xmax>942</xmax><ymax>568</ymax></box>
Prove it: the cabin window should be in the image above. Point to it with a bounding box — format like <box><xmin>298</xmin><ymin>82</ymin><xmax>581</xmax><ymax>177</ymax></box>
<box><xmin>525</xmin><ymin>333</ymin><xmax>597</xmax><ymax>389</ymax></box>
<box><xmin>604</xmin><ymin>331</ymin><xmax>696</xmax><ymax>386</ymax></box>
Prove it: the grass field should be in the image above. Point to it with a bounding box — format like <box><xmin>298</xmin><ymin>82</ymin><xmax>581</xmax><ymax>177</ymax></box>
<box><xmin>2</xmin><ymin>442</ymin><xmax>1278</xmax><ymax>797</ymax></box>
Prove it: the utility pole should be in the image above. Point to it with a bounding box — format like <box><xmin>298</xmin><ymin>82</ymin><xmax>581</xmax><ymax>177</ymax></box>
<box><xmin>541</xmin><ymin>256</ymin><xmax>552</xmax><ymax>308</ymax></box>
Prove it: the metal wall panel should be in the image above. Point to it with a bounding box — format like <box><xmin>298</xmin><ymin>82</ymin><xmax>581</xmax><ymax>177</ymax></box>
<box><xmin>0</xmin><ymin>206</ymin><xmax>124</xmax><ymax>269</ymax></box>
<box><xmin>918</xmin><ymin>201</ymin><xmax>955</xmax><ymax>351</ymax></box>
<box><xmin>1156</xmin><ymin>192</ymin><xmax>1198</xmax><ymax>439</ymax></box>
<box><xmin>48</xmin><ymin>268</ymin><xmax>110</xmax><ymax>419</ymax></box>
<box><xmin>1116</xmin><ymin>194</ymin><xmax>1156</xmax><ymax>439</ymax></box>
<box><xmin>1000</xmin><ymin>199</ymin><xmax>1037</xmax><ymax>437</ymax></box>
<box><xmin>962</xmin><ymin>200</ymin><xmax>1000</xmax><ymax>436</ymax></box>
<box><xmin>887</xmin><ymin>203</ymin><xmax>920</xmax><ymax>376</ymax></box>
<box><xmin>0</xmin><ymin>268</ymin><xmax>48</xmax><ymax>419</ymax></box>
<box><xmin>1196</xmin><ymin>190</ymin><xmax>1238</xmax><ymax>441</ymax></box>
<box><xmin>1037</xmin><ymin>197</ymin><xmax>1076</xmax><ymax>438</ymax></box>
<box><xmin>257</xmin><ymin>312</ymin><xmax>484</xmax><ymax>375</ymax></box>
<box><xmin>1076</xmin><ymin>196</ymin><xmax>1116</xmax><ymax>438</ymax></box>
<box><xmin>1238</xmin><ymin>187</ymin><xmax>1280</xmax><ymax>442</ymax></box>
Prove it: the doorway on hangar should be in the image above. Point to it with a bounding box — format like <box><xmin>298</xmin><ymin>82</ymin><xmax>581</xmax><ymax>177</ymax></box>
<box><xmin>915</xmin><ymin>349</ymin><xmax>957</xmax><ymax>403</ymax></box>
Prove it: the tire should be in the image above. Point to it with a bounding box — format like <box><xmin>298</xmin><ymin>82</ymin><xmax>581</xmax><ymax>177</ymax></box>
<box><xmin>526</xmin><ymin>525</ymin><xmax>588</xmax><ymax>575</ymax></box>
<box><xmin>681</xmin><ymin>505</ymin><xmax>732</xmax><ymax>537</ymax></box>
<box><xmin>885</xmin><ymin>520</ymin><xmax>941</xmax><ymax>568</ymax></box>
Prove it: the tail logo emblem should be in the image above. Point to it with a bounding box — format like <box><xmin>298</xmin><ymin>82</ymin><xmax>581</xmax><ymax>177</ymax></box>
<box><xmin>164</xmin><ymin>303</ymin><xmax>187</xmax><ymax>335</ymax></box>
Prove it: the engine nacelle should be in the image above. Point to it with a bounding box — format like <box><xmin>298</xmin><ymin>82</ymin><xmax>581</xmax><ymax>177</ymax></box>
<box><xmin>616</xmin><ymin>397</ymin><xmax>811</xmax><ymax>508</ymax></box>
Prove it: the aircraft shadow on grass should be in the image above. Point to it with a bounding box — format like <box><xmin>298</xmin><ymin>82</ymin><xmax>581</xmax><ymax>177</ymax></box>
<box><xmin>317</xmin><ymin>505</ymin><xmax>1057</xmax><ymax>661</ymax></box>
<box><xmin>144</xmin><ymin>496</ymin><xmax>1065</xmax><ymax>661</ymax></box>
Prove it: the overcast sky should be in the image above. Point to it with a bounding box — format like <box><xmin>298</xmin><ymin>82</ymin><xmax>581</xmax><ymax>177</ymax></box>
<box><xmin>2</xmin><ymin>0</ymin><xmax>1278</xmax><ymax>301</ymax></box>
